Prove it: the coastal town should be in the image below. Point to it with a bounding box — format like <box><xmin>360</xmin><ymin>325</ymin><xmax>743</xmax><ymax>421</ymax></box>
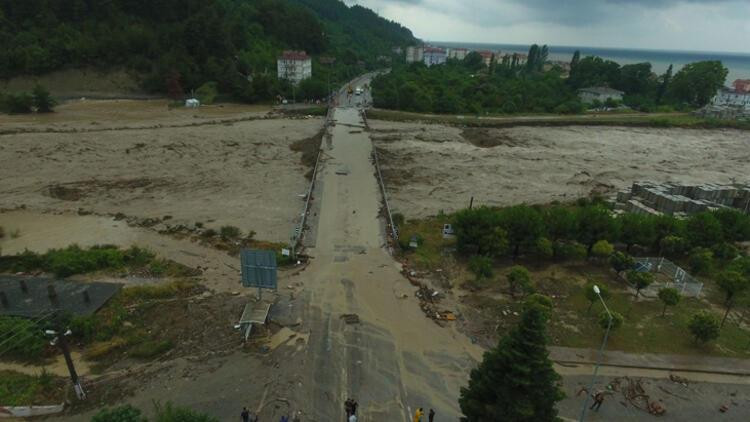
<box><xmin>1</xmin><ymin>1</ymin><xmax>750</xmax><ymax>421</ymax></box>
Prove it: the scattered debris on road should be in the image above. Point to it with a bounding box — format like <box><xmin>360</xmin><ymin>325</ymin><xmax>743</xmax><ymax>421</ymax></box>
<box><xmin>609</xmin><ymin>377</ymin><xmax>666</xmax><ymax>416</ymax></box>
<box><xmin>340</xmin><ymin>314</ymin><xmax>360</xmax><ymax>324</ymax></box>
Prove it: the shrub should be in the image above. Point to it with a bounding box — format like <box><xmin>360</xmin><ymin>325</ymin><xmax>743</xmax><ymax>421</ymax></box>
<box><xmin>32</xmin><ymin>85</ymin><xmax>55</xmax><ymax>112</ymax></box>
<box><xmin>392</xmin><ymin>212</ymin><xmax>405</xmax><ymax>227</ymax></box>
<box><xmin>660</xmin><ymin>235</ymin><xmax>688</xmax><ymax>257</ymax></box>
<box><xmin>92</xmin><ymin>405</ymin><xmax>146</xmax><ymax>422</ymax></box>
<box><xmin>689</xmin><ymin>311</ymin><xmax>720</xmax><ymax>344</ymax></box>
<box><xmin>202</xmin><ymin>228</ymin><xmax>217</xmax><ymax>238</ymax></box>
<box><xmin>195</xmin><ymin>81</ymin><xmax>218</xmax><ymax>105</ymax></box>
<box><xmin>553</xmin><ymin>240</ymin><xmax>587</xmax><ymax>261</ymax></box>
<box><xmin>219</xmin><ymin>225</ymin><xmax>241</xmax><ymax>240</ymax></box>
<box><xmin>468</xmin><ymin>255</ymin><xmax>493</xmax><ymax>279</ymax></box>
<box><xmin>598</xmin><ymin>310</ymin><xmax>623</xmax><ymax>331</ymax></box>
<box><xmin>591</xmin><ymin>240</ymin><xmax>614</xmax><ymax>258</ymax></box>
<box><xmin>129</xmin><ymin>339</ymin><xmax>173</xmax><ymax>359</ymax></box>
<box><xmin>1</xmin><ymin>93</ymin><xmax>33</xmax><ymax>114</ymax></box>
<box><xmin>534</xmin><ymin>237</ymin><xmax>553</xmax><ymax>259</ymax></box>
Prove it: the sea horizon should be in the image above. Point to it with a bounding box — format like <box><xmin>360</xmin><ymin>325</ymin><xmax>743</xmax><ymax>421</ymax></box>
<box><xmin>429</xmin><ymin>41</ymin><xmax>750</xmax><ymax>85</ymax></box>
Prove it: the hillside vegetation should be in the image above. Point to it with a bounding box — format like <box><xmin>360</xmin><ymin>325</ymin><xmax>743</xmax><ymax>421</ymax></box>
<box><xmin>0</xmin><ymin>0</ymin><xmax>415</xmax><ymax>101</ymax></box>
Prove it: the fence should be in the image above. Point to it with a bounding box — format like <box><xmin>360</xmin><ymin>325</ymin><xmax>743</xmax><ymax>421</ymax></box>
<box><xmin>634</xmin><ymin>257</ymin><xmax>704</xmax><ymax>297</ymax></box>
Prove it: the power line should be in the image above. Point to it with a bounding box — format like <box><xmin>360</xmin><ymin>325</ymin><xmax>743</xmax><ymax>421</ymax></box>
<box><xmin>0</xmin><ymin>310</ymin><xmax>55</xmax><ymax>350</ymax></box>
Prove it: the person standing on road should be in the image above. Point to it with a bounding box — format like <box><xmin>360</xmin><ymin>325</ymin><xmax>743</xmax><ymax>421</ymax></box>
<box><xmin>413</xmin><ymin>407</ymin><xmax>424</xmax><ymax>422</ymax></box>
<box><xmin>345</xmin><ymin>398</ymin><xmax>353</xmax><ymax>418</ymax></box>
<box><xmin>428</xmin><ymin>408</ymin><xmax>435</xmax><ymax>422</ymax></box>
<box><xmin>351</xmin><ymin>399</ymin><xmax>358</xmax><ymax>416</ymax></box>
<box><xmin>590</xmin><ymin>391</ymin><xmax>605</xmax><ymax>411</ymax></box>
<box><xmin>241</xmin><ymin>407</ymin><xmax>250</xmax><ymax>422</ymax></box>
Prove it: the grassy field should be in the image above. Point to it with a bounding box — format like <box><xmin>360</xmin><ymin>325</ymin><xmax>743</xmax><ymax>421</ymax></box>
<box><xmin>0</xmin><ymin>370</ymin><xmax>65</xmax><ymax>406</ymax></box>
<box><xmin>366</xmin><ymin>109</ymin><xmax>750</xmax><ymax>130</ymax></box>
<box><xmin>399</xmin><ymin>216</ymin><xmax>750</xmax><ymax>358</ymax></box>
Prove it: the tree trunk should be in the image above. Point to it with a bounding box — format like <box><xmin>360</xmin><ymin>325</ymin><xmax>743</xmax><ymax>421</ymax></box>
<box><xmin>722</xmin><ymin>302</ymin><xmax>733</xmax><ymax>328</ymax></box>
<box><xmin>662</xmin><ymin>303</ymin><xmax>667</xmax><ymax>317</ymax></box>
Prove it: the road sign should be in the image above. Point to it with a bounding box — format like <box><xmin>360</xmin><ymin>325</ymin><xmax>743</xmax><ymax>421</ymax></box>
<box><xmin>240</xmin><ymin>249</ymin><xmax>277</xmax><ymax>290</ymax></box>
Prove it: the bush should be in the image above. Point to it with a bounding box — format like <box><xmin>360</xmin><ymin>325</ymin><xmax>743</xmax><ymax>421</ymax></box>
<box><xmin>195</xmin><ymin>81</ymin><xmax>218</xmax><ymax>105</ymax></box>
<box><xmin>591</xmin><ymin>240</ymin><xmax>614</xmax><ymax>258</ymax></box>
<box><xmin>32</xmin><ymin>85</ymin><xmax>55</xmax><ymax>112</ymax></box>
<box><xmin>534</xmin><ymin>237</ymin><xmax>553</xmax><ymax>259</ymax></box>
<box><xmin>711</xmin><ymin>242</ymin><xmax>739</xmax><ymax>260</ymax></box>
<box><xmin>689</xmin><ymin>311</ymin><xmax>720</xmax><ymax>344</ymax></box>
<box><xmin>660</xmin><ymin>235</ymin><xmax>688</xmax><ymax>257</ymax></box>
<box><xmin>219</xmin><ymin>225</ymin><xmax>242</xmax><ymax>240</ymax></box>
<box><xmin>92</xmin><ymin>405</ymin><xmax>146</xmax><ymax>422</ymax></box>
<box><xmin>1</xmin><ymin>93</ymin><xmax>33</xmax><ymax>114</ymax></box>
<box><xmin>129</xmin><ymin>339</ymin><xmax>173</xmax><ymax>359</ymax></box>
<box><xmin>553</xmin><ymin>240</ymin><xmax>587</xmax><ymax>261</ymax></box>
<box><xmin>609</xmin><ymin>251</ymin><xmax>634</xmax><ymax>275</ymax></box>
<box><xmin>468</xmin><ymin>256</ymin><xmax>493</xmax><ymax>279</ymax></box>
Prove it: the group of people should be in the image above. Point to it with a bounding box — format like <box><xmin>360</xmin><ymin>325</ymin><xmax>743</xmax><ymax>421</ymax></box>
<box><xmin>412</xmin><ymin>407</ymin><xmax>436</xmax><ymax>422</ymax></box>
<box><xmin>345</xmin><ymin>398</ymin><xmax>359</xmax><ymax>421</ymax></box>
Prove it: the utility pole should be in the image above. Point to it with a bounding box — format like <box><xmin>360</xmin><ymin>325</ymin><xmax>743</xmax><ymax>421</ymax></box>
<box><xmin>46</xmin><ymin>314</ymin><xmax>86</xmax><ymax>400</ymax></box>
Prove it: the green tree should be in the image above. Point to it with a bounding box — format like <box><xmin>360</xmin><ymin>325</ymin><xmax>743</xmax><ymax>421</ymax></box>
<box><xmin>598</xmin><ymin>310</ymin><xmax>623</xmax><ymax>331</ymax></box>
<box><xmin>591</xmin><ymin>240</ymin><xmax>614</xmax><ymax>259</ymax></box>
<box><xmin>618</xmin><ymin>213</ymin><xmax>655</xmax><ymax>252</ymax></box>
<box><xmin>658</xmin><ymin>287</ymin><xmax>680</xmax><ymax>317</ymax></box>
<box><xmin>656</xmin><ymin>64</ymin><xmax>673</xmax><ymax>105</ymax></box>
<box><xmin>195</xmin><ymin>81</ymin><xmax>218</xmax><ymax>105</ymax></box>
<box><xmin>575</xmin><ymin>206</ymin><xmax>617</xmax><ymax>254</ymax></box>
<box><xmin>712</xmin><ymin>209</ymin><xmax>750</xmax><ymax>242</ymax></box>
<box><xmin>685</xmin><ymin>212</ymin><xmax>723</xmax><ymax>248</ymax></box>
<box><xmin>534</xmin><ymin>237</ymin><xmax>554</xmax><ymax>259</ymax></box>
<box><xmin>32</xmin><ymin>84</ymin><xmax>55</xmax><ymax>112</ymax></box>
<box><xmin>453</xmin><ymin>207</ymin><xmax>509</xmax><ymax>257</ymax></box>
<box><xmin>92</xmin><ymin>405</ymin><xmax>146</xmax><ymax>422</ymax></box>
<box><xmin>469</xmin><ymin>255</ymin><xmax>493</xmax><ymax>279</ymax></box>
<box><xmin>459</xmin><ymin>296</ymin><xmax>564</xmax><ymax>421</ymax></box>
<box><xmin>689</xmin><ymin>247</ymin><xmax>715</xmax><ymax>275</ymax></box>
<box><xmin>627</xmin><ymin>270</ymin><xmax>654</xmax><ymax>298</ymax></box>
<box><xmin>716</xmin><ymin>271</ymin><xmax>750</xmax><ymax>327</ymax></box>
<box><xmin>688</xmin><ymin>311</ymin><xmax>720</xmax><ymax>344</ymax></box>
<box><xmin>609</xmin><ymin>251</ymin><xmax>634</xmax><ymax>276</ymax></box>
<box><xmin>2</xmin><ymin>93</ymin><xmax>33</xmax><ymax>114</ymax></box>
<box><xmin>668</xmin><ymin>61</ymin><xmax>728</xmax><ymax>107</ymax></box>
<box><xmin>507</xmin><ymin>265</ymin><xmax>532</xmax><ymax>298</ymax></box>
<box><xmin>499</xmin><ymin>205</ymin><xmax>543</xmax><ymax>258</ymax></box>
<box><xmin>660</xmin><ymin>235</ymin><xmax>688</xmax><ymax>257</ymax></box>
<box><xmin>584</xmin><ymin>282</ymin><xmax>610</xmax><ymax>314</ymax></box>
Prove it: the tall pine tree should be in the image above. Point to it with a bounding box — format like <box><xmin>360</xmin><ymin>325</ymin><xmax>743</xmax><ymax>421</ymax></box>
<box><xmin>656</xmin><ymin>64</ymin><xmax>673</xmax><ymax>105</ymax></box>
<box><xmin>459</xmin><ymin>297</ymin><xmax>564</xmax><ymax>421</ymax></box>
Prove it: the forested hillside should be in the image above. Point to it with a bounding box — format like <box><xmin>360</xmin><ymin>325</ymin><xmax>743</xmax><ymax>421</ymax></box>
<box><xmin>0</xmin><ymin>0</ymin><xmax>415</xmax><ymax>101</ymax></box>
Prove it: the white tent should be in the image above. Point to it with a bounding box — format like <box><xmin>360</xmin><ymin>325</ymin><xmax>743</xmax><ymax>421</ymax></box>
<box><xmin>185</xmin><ymin>98</ymin><xmax>200</xmax><ymax>108</ymax></box>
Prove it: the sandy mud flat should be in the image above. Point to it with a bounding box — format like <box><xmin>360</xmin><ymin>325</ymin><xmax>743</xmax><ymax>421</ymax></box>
<box><xmin>369</xmin><ymin>120</ymin><xmax>750</xmax><ymax>218</ymax></box>
<box><xmin>0</xmin><ymin>101</ymin><xmax>323</xmax><ymax>243</ymax></box>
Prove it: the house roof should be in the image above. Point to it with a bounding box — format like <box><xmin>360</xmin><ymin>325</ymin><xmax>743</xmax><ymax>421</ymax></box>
<box><xmin>579</xmin><ymin>87</ymin><xmax>624</xmax><ymax>96</ymax></box>
<box><xmin>280</xmin><ymin>50</ymin><xmax>310</xmax><ymax>61</ymax></box>
<box><xmin>424</xmin><ymin>47</ymin><xmax>446</xmax><ymax>54</ymax></box>
<box><xmin>477</xmin><ymin>50</ymin><xmax>494</xmax><ymax>58</ymax></box>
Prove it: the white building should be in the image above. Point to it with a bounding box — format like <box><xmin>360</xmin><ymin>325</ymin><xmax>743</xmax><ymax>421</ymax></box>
<box><xmin>277</xmin><ymin>50</ymin><xmax>312</xmax><ymax>85</ymax></box>
<box><xmin>578</xmin><ymin>87</ymin><xmax>624</xmax><ymax>104</ymax></box>
<box><xmin>712</xmin><ymin>88</ymin><xmax>750</xmax><ymax>109</ymax></box>
<box><xmin>406</xmin><ymin>46</ymin><xmax>424</xmax><ymax>63</ymax></box>
<box><xmin>423</xmin><ymin>47</ymin><xmax>447</xmax><ymax>67</ymax></box>
<box><xmin>447</xmin><ymin>48</ymin><xmax>469</xmax><ymax>60</ymax></box>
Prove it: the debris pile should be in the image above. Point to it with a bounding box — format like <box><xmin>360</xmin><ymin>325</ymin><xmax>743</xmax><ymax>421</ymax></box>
<box><xmin>403</xmin><ymin>266</ymin><xmax>456</xmax><ymax>325</ymax></box>
<box><xmin>609</xmin><ymin>377</ymin><xmax>666</xmax><ymax>416</ymax></box>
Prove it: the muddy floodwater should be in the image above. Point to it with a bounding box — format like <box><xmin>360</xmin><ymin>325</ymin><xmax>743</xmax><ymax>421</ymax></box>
<box><xmin>369</xmin><ymin>120</ymin><xmax>750</xmax><ymax>217</ymax></box>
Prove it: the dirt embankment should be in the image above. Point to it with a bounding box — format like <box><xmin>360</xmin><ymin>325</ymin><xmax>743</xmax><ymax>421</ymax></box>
<box><xmin>369</xmin><ymin>120</ymin><xmax>750</xmax><ymax>218</ymax></box>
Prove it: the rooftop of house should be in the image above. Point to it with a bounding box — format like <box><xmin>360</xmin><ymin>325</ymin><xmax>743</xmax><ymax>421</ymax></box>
<box><xmin>423</xmin><ymin>47</ymin><xmax>446</xmax><ymax>54</ymax></box>
<box><xmin>476</xmin><ymin>50</ymin><xmax>494</xmax><ymax>58</ymax></box>
<box><xmin>279</xmin><ymin>50</ymin><xmax>310</xmax><ymax>61</ymax></box>
<box><xmin>579</xmin><ymin>87</ymin><xmax>625</xmax><ymax>96</ymax></box>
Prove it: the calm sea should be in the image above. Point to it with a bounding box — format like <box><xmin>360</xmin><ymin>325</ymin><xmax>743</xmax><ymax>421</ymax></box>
<box><xmin>433</xmin><ymin>41</ymin><xmax>750</xmax><ymax>85</ymax></box>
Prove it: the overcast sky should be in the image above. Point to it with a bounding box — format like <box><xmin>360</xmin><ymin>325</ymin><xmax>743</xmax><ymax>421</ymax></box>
<box><xmin>345</xmin><ymin>0</ymin><xmax>750</xmax><ymax>53</ymax></box>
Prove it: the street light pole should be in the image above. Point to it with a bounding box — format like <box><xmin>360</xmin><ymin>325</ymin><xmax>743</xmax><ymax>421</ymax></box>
<box><xmin>579</xmin><ymin>285</ymin><xmax>612</xmax><ymax>421</ymax></box>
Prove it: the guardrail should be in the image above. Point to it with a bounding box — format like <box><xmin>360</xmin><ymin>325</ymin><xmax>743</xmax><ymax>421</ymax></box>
<box><xmin>291</xmin><ymin>104</ymin><xmax>333</xmax><ymax>255</ymax></box>
<box><xmin>372</xmin><ymin>139</ymin><xmax>399</xmax><ymax>242</ymax></box>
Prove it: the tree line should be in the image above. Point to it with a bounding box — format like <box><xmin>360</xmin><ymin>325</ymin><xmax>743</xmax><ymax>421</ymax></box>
<box><xmin>0</xmin><ymin>0</ymin><xmax>415</xmax><ymax>103</ymax></box>
<box><xmin>371</xmin><ymin>43</ymin><xmax>729</xmax><ymax>115</ymax></box>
